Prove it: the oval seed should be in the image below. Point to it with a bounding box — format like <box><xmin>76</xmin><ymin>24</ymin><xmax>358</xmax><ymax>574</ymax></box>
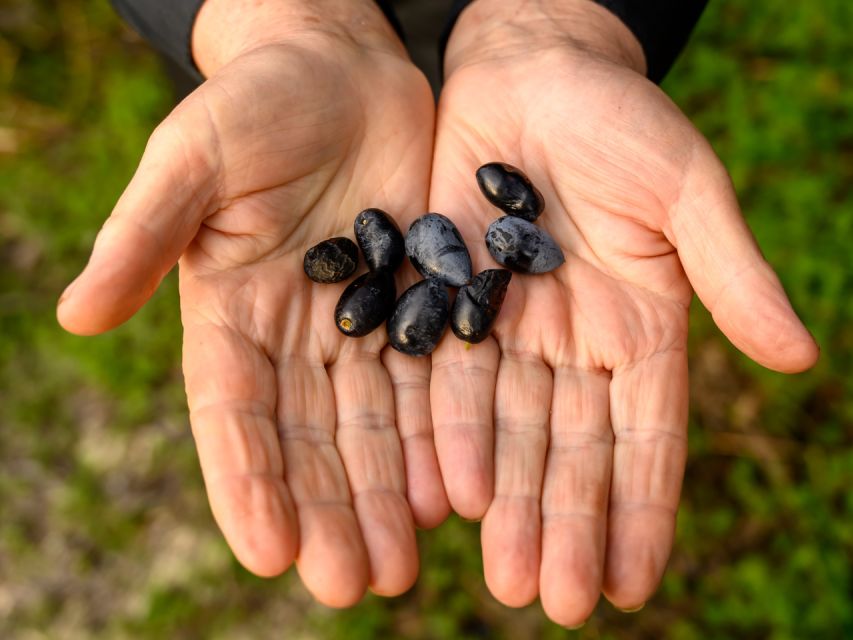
<box><xmin>354</xmin><ymin>208</ymin><xmax>405</xmax><ymax>272</ymax></box>
<box><xmin>476</xmin><ymin>162</ymin><xmax>545</xmax><ymax>221</ymax></box>
<box><xmin>485</xmin><ymin>216</ymin><xmax>565</xmax><ymax>274</ymax></box>
<box><xmin>387</xmin><ymin>279</ymin><xmax>450</xmax><ymax>356</ymax></box>
<box><xmin>405</xmin><ymin>213</ymin><xmax>473</xmax><ymax>287</ymax></box>
<box><xmin>334</xmin><ymin>271</ymin><xmax>396</xmax><ymax>337</ymax></box>
<box><xmin>451</xmin><ymin>269</ymin><xmax>512</xmax><ymax>343</ymax></box>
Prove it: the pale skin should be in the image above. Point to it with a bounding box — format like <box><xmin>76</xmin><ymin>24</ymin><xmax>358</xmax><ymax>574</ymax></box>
<box><xmin>57</xmin><ymin>0</ymin><xmax>446</xmax><ymax>606</ymax></box>
<box><xmin>57</xmin><ymin>0</ymin><xmax>818</xmax><ymax>627</ymax></box>
<box><xmin>432</xmin><ymin>0</ymin><xmax>818</xmax><ymax>624</ymax></box>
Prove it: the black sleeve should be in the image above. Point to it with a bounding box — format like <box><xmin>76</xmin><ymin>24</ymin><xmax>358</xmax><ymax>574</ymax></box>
<box><xmin>440</xmin><ymin>0</ymin><xmax>709</xmax><ymax>83</ymax></box>
<box><xmin>109</xmin><ymin>0</ymin><xmax>405</xmax><ymax>81</ymax></box>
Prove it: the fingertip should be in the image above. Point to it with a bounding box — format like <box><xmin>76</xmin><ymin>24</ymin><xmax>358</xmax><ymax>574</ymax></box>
<box><xmin>405</xmin><ymin>461</ymin><xmax>452</xmax><ymax>530</ymax></box>
<box><xmin>410</xmin><ymin>485</ymin><xmax>451</xmax><ymax>529</ymax></box>
<box><xmin>302</xmin><ymin>567</ymin><xmax>368</xmax><ymax>609</ymax></box>
<box><xmin>215</xmin><ymin>478</ymin><xmax>299</xmax><ymax>579</ymax></box>
<box><xmin>481</xmin><ymin>501</ymin><xmax>541</xmax><ymax>608</ymax></box>
<box><xmin>540</xmin><ymin>593</ymin><xmax>597</xmax><ymax>630</ymax></box>
<box><xmin>310</xmin><ymin>581</ymin><xmax>368</xmax><ymax>609</ymax></box>
<box><xmin>296</xmin><ymin>510</ymin><xmax>370</xmax><ymax>608</ymax></box>
<box><xmin>234</xmin><ymin>535</ymin><xmax>296</xmax><ymax>579</ymax></box>
<box><xmin>601</xmin><ymin>519</ymin><xmax>669</xmax><ymax>610</ymax></box>
<box><xmin>369</xmin><ymin>555</ymin><xmax>419</xmax><ymax>598</ymax></box>
<box><xmin>772</xmin><ymin>330</ymin><xmax>819</xmax><ymax>374</ymax></box>
<box><xmin>538</xmin><ymin>522</ymin><xmax>604</xmax><ymax>628</ymax></box>
<box><xmin>711</xmin><ymin>267</ymin><xmax>820</xmax><ymax>374</ymax></box>
<box><xmin>353</xmin><ymin>492</ymin><xmax>420</xmax><ymax>597</ymax></box>
<box><xmin>56</xmin><ymin>264</ymin><xmax>152</xmax><ymax>335</ymax></box>
<box><xmin>446</xmin><ymin>480</ymin><xmax>492</xmax><ymax>521</ymax></box>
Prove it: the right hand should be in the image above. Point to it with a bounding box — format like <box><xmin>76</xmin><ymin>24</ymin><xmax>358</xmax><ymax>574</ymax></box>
<box><xmin>427</xmin><ymin>0</ymin><xmax>818</xmax><ymax>624</ymax></box>
<box><xmin>57</xmin><ymin>0</ymin><xmax>447</xmax><ymax>605</ymax></box>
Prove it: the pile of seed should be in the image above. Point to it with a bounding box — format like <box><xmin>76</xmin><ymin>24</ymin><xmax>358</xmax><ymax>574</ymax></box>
<box><xmin>303</xmin><ymin>162</ymin><xmax>565</xmax><ymax>356</ymax></box>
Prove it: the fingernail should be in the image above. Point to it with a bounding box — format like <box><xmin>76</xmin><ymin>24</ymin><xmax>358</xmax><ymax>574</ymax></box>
<box><xmin>58</xmin><ymin>277</ymin><xmax>80</xmax><ymax>306</ymax></box>
<box><xmin>619</xmin><ymin>603</ymin><xmax>645</xmax><ymax>613</ymax></box>
<box><xmin>567</xmin><ymin>622</ymin><xmax>585</xmax><ymax>630</ymax></box>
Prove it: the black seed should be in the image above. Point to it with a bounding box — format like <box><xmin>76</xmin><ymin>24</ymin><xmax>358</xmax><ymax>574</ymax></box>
<box><xmin>451</xmin><ymin>269</ymin><xmax>512</xmax><ymax>343</ymax></box>
<box><xmin>485</xmin><ymin>216</ymin><xmax>565</xmax><ymax>274</ymax></box>
<box><xmin>335</xmin><ymin>271</ymin><xmax>396</xmax><ymax>337</ymax></box>
<box><xmin>354</xmin><ymin>208</ymin><xmax>405</xmax><ymax>272</ymax></box>
<box><xmin>387</xmin><ymin>279</ymin><xmax>450</xmax><ymax>356</ymax></box>
<box><xmin>405</xmin><ymin>213</ymin><xmax>473</xmax><ymax>287</ymax></box>
<box><xmin>476</xmin><ymin>162</ymin><xmax>545</xmax><ymax>221</ymax></box>
<box><xmin>303</xmin><ymin>237</ymin><xmax>359</xmax><ymax>283</ymax></box>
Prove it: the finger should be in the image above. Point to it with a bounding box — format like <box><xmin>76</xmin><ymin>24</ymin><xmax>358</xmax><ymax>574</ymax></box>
<box><xmin>539</xmin><ymin>366</ymin><xmax>612</xmax><ymax>627</ymax></box>
<box><xmin>182</xmin><ymin>314</ymin><xmax>298</xmax><ymax>578</ymax></box>
<box><xmin>603</xmin><ymin>346</ymin><xmax>689</xmax><ymax>610</ymax></box>
<box><xmin>275</xmin><ymin>354</ymin><xmax>371</xmax><ymax>607</ymax></box>
<box><xmin>666</xmin><ymin>145</ymin><xmax>818</xmax><ymax>372</ymax></box>
<box><xmin>58</xmin><ymin>101</ymin><xmax>219</xmax><ymax>335</ymax></box>
<box><xmin>430</xmin><ymin>335</ymin><xmax>500</xmax><ymax>519</ymax></box>
<box><xmin>382</xmin><ymin>348</ymin><xmax>451</xmax><ymax>529</ymax></box>
<box><xmin>329</xmin><ymin>349</ymin><xmax>419</xmax><ymax>597</ymax></box>
<box><xmin>481</xmin><ymin>351</ymin><xmax>552</xmax><ymax>607</ymax></box>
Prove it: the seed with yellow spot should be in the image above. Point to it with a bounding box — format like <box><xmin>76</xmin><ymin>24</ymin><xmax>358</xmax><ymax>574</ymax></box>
<box><xmin>340</xmin><ymin>318</ymin><xmax>353</xmax><ymax>331</ymax></box>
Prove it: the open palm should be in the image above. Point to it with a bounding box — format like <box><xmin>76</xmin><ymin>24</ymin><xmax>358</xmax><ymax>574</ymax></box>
<box><xmin>58</xmin><ymin>34</ymin><xmax>447</xmax><ymax>605</ymax></box>
<box><xmin>429</xmin><ymin>47</ymin><xmax>818</xmax><ymax>623</ymax></box>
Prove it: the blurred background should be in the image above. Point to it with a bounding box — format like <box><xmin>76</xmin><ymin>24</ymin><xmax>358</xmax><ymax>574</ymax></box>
<box><xmin>1</xmin><ymin>0</ymin><xmax>851</xmax><ymax>638</ymax></box>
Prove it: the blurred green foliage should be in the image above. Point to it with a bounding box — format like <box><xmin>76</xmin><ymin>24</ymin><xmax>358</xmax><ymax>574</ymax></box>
<box><xmin>1</xmin><ymin>0</ymin><xmax>850</xmax><ymax>638</ymax></box>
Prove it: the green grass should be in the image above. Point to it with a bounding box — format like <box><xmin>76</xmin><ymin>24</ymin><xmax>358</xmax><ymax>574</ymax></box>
<box><xmin>1</xmin><ymin>0</ymin><xmax>850</xmax><ymax>637</ymax></box>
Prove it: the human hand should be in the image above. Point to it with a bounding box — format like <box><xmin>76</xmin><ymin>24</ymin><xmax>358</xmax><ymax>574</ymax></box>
<box><xmin>57</xmin><ymin>0</ymin><xmax>448</xmax><ymax>605</ymax></box>
<box><xmin>429</xmin><ymin>0</ymin><xmax>818</xmax><ymax>625</ymax></box>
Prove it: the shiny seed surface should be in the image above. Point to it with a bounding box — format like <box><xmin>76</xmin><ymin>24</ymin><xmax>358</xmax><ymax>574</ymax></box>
<box><xmin>334</xmin><ymin>271</ymin><xmax>396</xmax><ymax>337</ymax></box>
<box><xmin>303</xmin><ymin>237</ymin><xmax>359</xmax><ymax>283</ymax></box>
<box><xmin>387</xmin><ymin>279</ymin><xmax>450</xmax><ymax>356</ymax></box>
<box><xmin>485</xmin><ymin>216</ymin><xmax>565</xmax><ymax>274</ymax></box>
<box><xmin>476</xmin><ymin>162</ymin><xmax>545</xmax><ymax>221</ymax></box>
<box><xmin>354</xmin><ymin>208</ymin><xmax>405</xmax><ymax>272</ymax></box>
<box><xmin>405</xmin><ymin>213</ymin><xmax>473</xmax><ymax>287</ymax></box>
<box><xmin>451</xmin><ymin>269</ymin><xmax>512</xmax><ymax>344</ymax></box>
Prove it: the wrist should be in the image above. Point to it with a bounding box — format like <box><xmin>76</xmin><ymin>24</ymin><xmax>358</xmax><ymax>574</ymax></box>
<box><xmin>192</xmin><ymin>0</ymin><xmax>405</xmax><ymax>76</ymax></box>
<box><xmin>444</xmin><ymin>0</ymin><xmax>646</xmax><ymax>77</ymax></box>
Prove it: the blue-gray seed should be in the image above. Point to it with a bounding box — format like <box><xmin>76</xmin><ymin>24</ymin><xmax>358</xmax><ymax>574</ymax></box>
<box><xmin>405</xmin><ymin>213</ymin><xmax>472</xmax><ymax>287</ymax></box>
<box><xmin>485</xmin><ymin>216</ymin><xmax>565</xmax><ymax>274</ymax></box>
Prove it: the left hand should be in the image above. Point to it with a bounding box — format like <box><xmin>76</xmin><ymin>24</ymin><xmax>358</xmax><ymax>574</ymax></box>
<box><xmin>428</xmin><ymin>0</ymin><xmax>818</xmax><ymax>625</ymax></box>
<box><xmin>57</xmin><ymin>0</ymin><xmax>446</xmax><ymax>605</ymax></box>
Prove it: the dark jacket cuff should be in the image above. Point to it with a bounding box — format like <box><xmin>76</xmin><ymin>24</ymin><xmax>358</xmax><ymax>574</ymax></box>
<box><xmin>593</xmin><ymin>0</ymin><xmax>708</xmax><ymax>82</ymax></box>
<box><xmin>110</xmin><ymin>0</ymin><xmax>404</xmax><ymax>82</ymax></box>
<box><xmin>441</xmin><ymin>0</ymin><xmax>709</xmax><ymax>84</ymax></box>
<box><xmin>110</xmin><ymin>0</ymin><xmax>206</xmax><ymax>82</ymax></box>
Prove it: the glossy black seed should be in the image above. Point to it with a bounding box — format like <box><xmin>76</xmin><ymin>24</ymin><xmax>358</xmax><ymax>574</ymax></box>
<box><xmin>451</xmin><ymin>269</ymin><xmax>512</xmax><ymax>344</ymax></box>
<box><xmin>303</xmin><ymin>237</ymin><xmax>359</xmax><ymax>283</ymax></box>
<box><xmin>334</xmin><ymin>271</ymin><xmax>396</xmax><ymax>337</ymax></box>
<box><xmin>387</xmin><ymin>279</ymin><xmax>450</xmax><ymax>356</ymax></box>
<box><xmin>354</xmin><ymin>208</ymin><xmax>405</xmax><ymax>272</ymax></box>
<box><xmin>485</xmin><ymin>216</ymin><xmax>565</xmax><ymax>274</ymax></box>
<box><xmin>476</xmin><ymin>162</ymin><xmax>545</xmax><ymax>221</ymax></box>
<box><xmin>405</xmin><ymin>213</ymin><xmax>473</xmax><ymax>287</ymax></box>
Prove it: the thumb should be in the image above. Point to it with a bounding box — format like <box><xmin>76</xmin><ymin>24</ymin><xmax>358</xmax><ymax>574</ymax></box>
<box><xmin>666</xmin><ymin>142</ymin><xmax>818</xmax><ymax>373</ymax></box>
<box><xmin>57</xmin><ymin>106</ymin><xmax>220</xmax><ymax>335</ymax></box>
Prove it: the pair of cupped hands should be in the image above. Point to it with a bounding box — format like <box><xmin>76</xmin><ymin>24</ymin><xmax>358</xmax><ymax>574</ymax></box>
<box><xmin>56</xmin><ymin>0</ymin><xmax>817</xmax><ymax>627</ymax></box>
